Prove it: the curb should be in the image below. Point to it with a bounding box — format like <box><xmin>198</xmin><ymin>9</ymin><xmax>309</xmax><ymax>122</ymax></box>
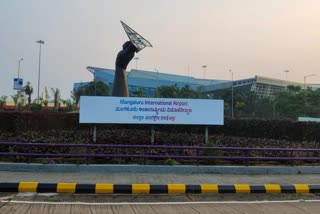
<box><xmin>1</xmin><ymin>182</ymin><xmax>319</xmax><ymax>194</ymax></box>
<box><xmin>1</xmin><ymin>163</ymin><xmax>320</xmax><ymax>174</ymax></box>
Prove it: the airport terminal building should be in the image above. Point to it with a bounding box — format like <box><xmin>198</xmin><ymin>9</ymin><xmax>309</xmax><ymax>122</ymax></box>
<box><xmin>74</xmin><ymin>66</ymin><xmax>318</xmax><ymax>98</ymax></box>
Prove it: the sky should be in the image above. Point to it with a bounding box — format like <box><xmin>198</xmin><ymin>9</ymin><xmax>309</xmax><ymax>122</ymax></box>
<box><xmin>1</xmin><ymin>0</ymin><xmax>320</xmax><ymax>100</ymax></box>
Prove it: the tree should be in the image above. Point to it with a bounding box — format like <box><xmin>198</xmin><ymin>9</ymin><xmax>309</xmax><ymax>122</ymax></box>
<box><xmin>131</xmin><ymin>89</ymin><xmax>145</xmax><ymax>97</ymax></box>
<box><xmin>62</xmin><ymin>99</ymin><xmax>74</xmax><ymax>112</ymax></box>
<box><xmin>255</xmin><ymin>97</ymin><xmax>274</xmax><ymax>119</ymax></box>
<box><xmin>0</xmin><ymin>96</ymin><xmax>8</xmax><ymax>109</ymax></box>
<box><xmin>222</xmin><ymin>88</ymin><xmax>253</xmax><ymax>117</ymax></box>
<box><xmin>157</xmin><ymin>85</ymin><xmax>179</xmax><ymax>98</ymax></box>
<box><xmin>273</xmin><ymin>85</ymin><xmax>320</xmax><ymax>119</ymax></box>
<box><xmin>70</xmin><ymin>90</ymin><xmax>80</xmax><ymax>107</ymax></box>
<box><xmin>81</xmin><ymin>81</ymin><xmax>109</xmax><ymax>96</ymax></box>
<box><xmin>287</xmin><ymin>85</ymin><xmax>301</xmax><ymax>94</ymax></box>
<box><xmin>42</xmin><ymin>99</ymin><xmax>48</xmax><ymax>108</ymax></box>
<box><xmin>51</xmin><ymin>88</ymin><xmax>60</xmax><ymax>112</ymax></box>
<box><xmin>23</xmin><ymin>82</ymin><xmax>33</xmax><ymax>108</ymax></box>
<box><xmin>235</xmin><ymin>101</ymin><xmax>246</xmax><ymax>117</ymax></box>
<box><xmin>178</xmin><ymin>85</ymin><xmax>200</xmax><ymax>98</ymax></box>
<box><xmin>11</xmin><ymin>92</ymin><xmax>24</xmax><ymax>111</ymax></box>
<box><xmin>72</xmin><ymin>81</ymin><xmax>110</xmax><ymax>105</ymax></box>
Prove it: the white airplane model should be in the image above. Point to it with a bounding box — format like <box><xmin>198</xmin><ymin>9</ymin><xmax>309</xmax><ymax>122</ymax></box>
<box><xmin>121</xmin><ymin>21</ymin><xmax>152</xmax><ymax>52</ymax></box>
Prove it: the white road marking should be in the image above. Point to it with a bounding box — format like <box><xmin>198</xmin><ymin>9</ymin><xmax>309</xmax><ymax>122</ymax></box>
<box><xmin>1</xmin><ymin>200</ymin><xmax>320</xmax><ymax>206</ymax></box>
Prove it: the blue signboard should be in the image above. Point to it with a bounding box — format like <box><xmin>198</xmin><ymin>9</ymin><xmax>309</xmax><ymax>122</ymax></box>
<box><xmin>13</xmin><ymin>78</ymin><xmax>23</xmax><ymax>90</ymax></box>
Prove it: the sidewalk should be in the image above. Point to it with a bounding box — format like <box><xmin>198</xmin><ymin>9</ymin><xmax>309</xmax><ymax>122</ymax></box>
<box><xmin>1</xmin><ymin>171</ymin><xmax>320</xmax><ymax>184</ymax></box>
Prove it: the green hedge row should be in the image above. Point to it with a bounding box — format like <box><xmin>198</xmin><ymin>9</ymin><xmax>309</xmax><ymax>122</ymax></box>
<box><xmin>0</xmin><ymin>112</ymin><xmax>319</xmax><ymax>142</ymax></box>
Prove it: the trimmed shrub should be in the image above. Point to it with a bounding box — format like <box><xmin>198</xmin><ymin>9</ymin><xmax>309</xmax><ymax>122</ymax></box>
<box><xmin>0</xmin><ymin>112</ymin><xmax>320</xmax><ymax>142</ymax></box>
<box><xmin>30</xmin><ymin>103</ymin><xmax>43</xmax><ymax>112</ymax></box>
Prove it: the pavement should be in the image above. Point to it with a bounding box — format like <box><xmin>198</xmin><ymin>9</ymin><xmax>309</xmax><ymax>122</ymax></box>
<box><xmin>1</xmin><ymin>171</ymin><xmax>320</xmax><ymax>184</ymax></box>
<box><xmin>1</xmin><ymin>169</ymin><xmax>320</xmax><ymax>213</ymax></box>
<box><xmin>1</xmin><ymin>201</ymin><xmax>320</xmax><ymax>214</ymax></box>
<box><xmin>1</xmin><ymin>163</ymin><xmax>320</xmax><ymax>174</ymax></box>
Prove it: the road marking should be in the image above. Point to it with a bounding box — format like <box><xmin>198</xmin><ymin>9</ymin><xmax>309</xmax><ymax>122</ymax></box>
<box><xmin>1</xmin><ymin>200</ymin><xmax>320</xmax><ymax>206</ymax></box>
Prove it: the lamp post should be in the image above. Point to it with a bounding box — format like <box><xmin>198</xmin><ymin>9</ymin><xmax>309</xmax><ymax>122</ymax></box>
<box><xmin>202</xmin><ymin>65</ymin><xmax>207</xmax><ymax>79</ymax></box>
<box><xmin>94</xmin><ymin>72</ymin><xmax>97</xmax><ymax>96</ymax></box>
<box><xmin>18</xmin><ymin>58</ymin><xmax>23</xmax><ymax>79</ymax></box>
<box><xmin>134</xmin><ymin>57</ymin><xmax>139</xmax><ymax>70</ymax></box>
<box><xmin>273</xmin><ymin>100</ymin><xmax>276</xmax><ymax>120</ymax></box>
<box><xmin>155</xmin><ymin>68</ymin><xmax>159</xmax><ymax>97</ymax></box>
<box><xmin>284</xmin><ymin>70</ymin><xmax>289</xmax><ymax>81</ymax></box>
<box><xmin>36</xmin><ymin>40</ymin><xmax>45</xmax><ymax>103</ymax></box>
<box><xmin>304</xmin><ymin>74</ymin><xmax>316</xmax><ymax>89</ymax></box>
<box><xmin>229</xmin><ymin>69</ymin><xmax>234</xmax><ymax>118</ymax></box>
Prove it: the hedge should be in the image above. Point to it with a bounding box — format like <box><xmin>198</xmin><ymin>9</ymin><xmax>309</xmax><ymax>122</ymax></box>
<box><xmin>0</xmin><ymin>112</ymin><xmax>319</xmax><ymax>142</ymax></box>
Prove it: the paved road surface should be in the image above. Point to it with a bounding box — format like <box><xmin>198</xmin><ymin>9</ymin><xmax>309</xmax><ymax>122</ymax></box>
<box><xmin>0</xmin><ymin>172</ymin><xmax>319</xmax><ymax>184</ymax></box>
<box><xmin>1</xmin><ymin>201</ymin><xmax>320</xmax><ymax>213</ymax></box>
<box><xmin>1</xmin><ymin>172</ymin><xmax>320</xmax><ymax>213</ymax></box>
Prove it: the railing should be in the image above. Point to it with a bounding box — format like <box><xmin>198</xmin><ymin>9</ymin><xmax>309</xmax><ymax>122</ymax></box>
<box><xmin>0</xmin><ymin>142</ymin><xmax>320</xmax><ymax>164</ymax></box>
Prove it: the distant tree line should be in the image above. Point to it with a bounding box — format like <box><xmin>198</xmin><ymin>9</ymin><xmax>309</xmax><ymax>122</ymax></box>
<box><xmin>155</xmin><ymin>84</ymin><xmax>320</xmax><ymax>120</ymax></box>
<box><xmin>2</xmin><ymin>79</ymin><xmax>319</xmax><ymax>120</ymax></box>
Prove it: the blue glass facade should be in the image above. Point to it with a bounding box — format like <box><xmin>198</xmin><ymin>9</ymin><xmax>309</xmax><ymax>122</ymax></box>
<box><xmin>74</xmin><ymin>67</ymin><xmax>228</xmax><ymax>97</ymax></box>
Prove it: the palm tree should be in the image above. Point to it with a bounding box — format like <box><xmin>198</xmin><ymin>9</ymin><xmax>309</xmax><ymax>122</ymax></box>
<box><xmin>23</xmin><ymin>82</ymin><xmax>33</xmax><ymax>108</ymax></box>
<box><xmin>0</xmin><ymin>96</ymin><xmax>8</xmax><ymax>109</ymax></box>
<box><xmin>11</xmin><ymin>92</ymin><xmax>22</xmax><ymax>111</ymax></box>
<box><xmin>51</xmin><ymin>88</ymin><xmax>60</xmax><ymax>112</ymax></box>
<box><xmin>42</xmin><ymin>99</ymin><xmax>48</xmax><ymax>108</ymax></box>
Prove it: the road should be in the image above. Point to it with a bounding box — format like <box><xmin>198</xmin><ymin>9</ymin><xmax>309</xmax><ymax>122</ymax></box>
<box><xmin>1</xmin><ymin>201</ymin><xmax>320</xmax><ymax>214</ymax></box>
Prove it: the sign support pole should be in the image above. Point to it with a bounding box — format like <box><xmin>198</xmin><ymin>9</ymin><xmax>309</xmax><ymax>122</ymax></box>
<box><xmin>205</xmin><ymin>126</ymin><xmax>208</xmax><ymax>144</ymax></box>
<box><xmin>93</xmin><ymin>125</ymin><xmax>97</xmax><ymax>143</ymax></box>
<box><xmin>151</xmin><ymin>126</ymin><xmax>155</xmax><ymax>144</ymax></box>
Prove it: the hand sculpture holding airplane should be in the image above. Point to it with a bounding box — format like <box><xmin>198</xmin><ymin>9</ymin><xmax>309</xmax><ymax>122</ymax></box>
<box><xmin>112</xmin><ymin>41</ymin><xmax>137</xmax><ymax>97</ymax></box>
<box><xmin>111</xmin><ymin>21</ymin><xmax>152</xmax><ymax>97</ymax></box>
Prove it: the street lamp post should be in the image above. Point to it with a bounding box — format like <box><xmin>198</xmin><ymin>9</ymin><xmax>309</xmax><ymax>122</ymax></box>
<box><xmin>273</xmin><ymin>99</ymin><xmax>276</xmax><ymax>120</ymax></box>
<box><xmin>229</xmin><ymin>69</ymin><xmax>234</xmax><ymax>118</ymax></box>
<box><xmin>202</xmin><ymin>65</ymin><xmax>207</xmax><ymax>79</ymax></box>
<box><xmin>94</xmin><ymin>72</ymin><xmax>97</xmax><ymax>96</ymax></box>
<box><xmin>36</xmin><ymin>40</ymin><xmax>45</xmax><ymax>103</ymax></box>
<box><xmin>134</xmin><ymin>57</ymin><xmax>139</xmax><ymax>70</ymax></box>
<box><xmin>18</xmin><ymin>58</ymin><xmax>23</xmax><ymax>79</ymax></box>
<box><xmin>155</xmin><ymin>68</ymin><xmax>159</xmax><ymax>97</ymax></box>
<box><xmin>284</xmin><ymin>70</ymin><xmax>289</xmax><ymax>81</ymax></box>
<box><xmin>304</xmin><ymin>74</ymin><xmax>316</xmax><ymax>89</ymax></box>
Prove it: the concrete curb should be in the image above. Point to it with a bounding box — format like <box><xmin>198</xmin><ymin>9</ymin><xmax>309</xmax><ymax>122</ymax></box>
<box><xmin>1</xmin><ymin>182</ymin><xmax>319</xmax><ymax>194</ymax></box>
<box><xmin>1</xmin><ymin>163</ymin><xmax>320</xmax><ymax>174</ymax></box>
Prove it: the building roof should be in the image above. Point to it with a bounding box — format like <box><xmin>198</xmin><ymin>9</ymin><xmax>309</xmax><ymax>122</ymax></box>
<box><xmin>85</xmin><ymin>66</ymin><xmax>228</xmax><ymax>89</ymax></box>
<box><xmin>75</xmin><ymin>67</ymin><xmax>319</xmax><ymax>94</ymax></box>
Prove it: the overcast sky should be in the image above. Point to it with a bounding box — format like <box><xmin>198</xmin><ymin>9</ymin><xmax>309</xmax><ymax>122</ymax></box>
<box><xmin>1</xmin><ymin>0</ymin><xmax>320</xmax><ymax>99</ymax></box>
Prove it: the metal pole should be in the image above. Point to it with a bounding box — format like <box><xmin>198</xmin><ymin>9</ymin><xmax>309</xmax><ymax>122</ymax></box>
<box><xmin>94</xmin><ymin>73</ymin><xmax>96</xmax><ymax>96</ymax></box>
<box><xmin>37</xmin><ymin>43</ymin><xmax>41</xmax><ymax>102</ymax></box>
<box><xmin>134</xmin><ymin>57</ymin><xmax>139</xmax><ymax>70</ymax></box>
<box><xmin>93</xmin><ymin>126</ymin><xmax>97</xmax><ymax>142</ymax></box>
<box><xmin>36</xmin><ymin>40</ymin><xmax>44</xmax><ymax>103</ymax></box>
<box><xmin>151</xmin><ymin>126</ymin><xmax>155</xmax><ymax>144</ymax></box>
<box><xmin>18</xmin><ymin>58</ymin><xmax>23</xmax><ymax>79</ymax></box>
<box><xmin>230</xmin><ymin>70</ymin><xmax>234</xmax><ymax>118</ymax></box>
<box><xmin>202</xmin><ymin>65</ymin><xmax>207</xmax><ymax>80</ymax></box>
<box><xmin>187</xmin><ymin>64</ymin><xmax>190</xmax><ymax>84</ymax></box>
<box><xmin>205</xmin><ymin>126</ymin><xmax>208</xmax><ymax>144</ymax></box>
<box><xmin>284</xmin><ymin>70</ymin><xmax>289</xmax><ymax>81</ymax></box>
<box><xmin>155</xmin><ymin>69</ymin><xmax>159</xmax><ymax>97</ymax></box>
<box><xmin>18</xmin><ymin>61</ymin><xmax>20</xmax><ymax>79</ymax></box>
<box><xmin>304</xmin><ymin>74</ymin><xmax>316</xmax><ymax>90</ymax></box>
<box><xmin>273</xmin><ymin>101</ymin><xmax>276</xmax><ymax>119</ymax></box>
